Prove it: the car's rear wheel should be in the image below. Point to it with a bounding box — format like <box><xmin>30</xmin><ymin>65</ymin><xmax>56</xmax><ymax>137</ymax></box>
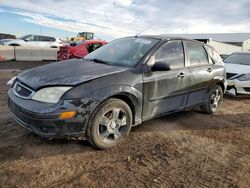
<box><xmin>200</xmin><ymin>85</ymin><xmax>223</xmax><ymax>114</ymax></box>
<box><xmin>86</xmin><ymin>98</ymin><xmax>132</xmax><ymax>149</ymax></box>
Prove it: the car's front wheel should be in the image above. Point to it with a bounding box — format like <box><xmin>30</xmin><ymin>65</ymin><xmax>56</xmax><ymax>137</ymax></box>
<box><xmin>86</xmin><ymin>98</ymin><xmax>132</xmax><ymax>149</ymax></box>
<box><xmin>201</xmin><ymin>85</ymin><xmax>223</xmax><ymax>114</ymax></box>
<box><xmin>9</xmin><ymin>44</ymin><xmax>20</xmax><ymax>46</ymax></box>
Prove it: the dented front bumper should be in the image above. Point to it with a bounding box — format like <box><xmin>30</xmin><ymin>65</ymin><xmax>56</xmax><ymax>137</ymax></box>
<box><xmin>8</xmin><ymin>88</ymin><xmax>99</xmax><ymax>139</ymax></box>
<box><xmin>226</xmin><ymin>79</ymin><xmax>250</xmax><ymax>96</ymax></box>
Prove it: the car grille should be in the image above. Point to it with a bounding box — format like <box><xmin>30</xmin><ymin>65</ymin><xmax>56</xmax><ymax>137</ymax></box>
<box><xmin>14</xmin><ymin>81</ymin><xmax>34</xmax><ymax>99</ymax></box>
<box><xmin>9</xmin><ymin>99</ymin><xmax>57</xmax><ymax>133</ymax></box>
<box><xmin>9</xmin><ymin>99</ymin><xmax>31</xmax><ymax>123</ymax></box>
<box><xmin>226</xmin><ymin>73</ymin><xmax>238</xmax><ymax>79</ymax></box>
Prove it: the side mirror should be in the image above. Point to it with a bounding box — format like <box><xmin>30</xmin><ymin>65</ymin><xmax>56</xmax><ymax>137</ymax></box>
<box><xmin>151</xmin><ymin>61</ymin><xmax>171</xmax><ymax>71</ymax></box>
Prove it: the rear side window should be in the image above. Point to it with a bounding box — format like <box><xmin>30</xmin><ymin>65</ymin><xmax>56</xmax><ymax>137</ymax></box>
<box><xmin>205</xmin><ymin>46</ymin><xmax>223</xmax><ymax>64</ymax></box>
<box><xmin>38</xmin><ymin>36</ymin><xmax>56</xmax><ymax>42</ymax></box>
<box><xmin>187</xmin><ymin>42</ymin><xmax>209</xmax><ymax>66</ymax></box>
<box><xmin>155</xmin><ymin>41</ymin><xmax>184</xmax><ymax>68</ymax></box>
<box><xmin>50</xmin><ymin>37</ymin><xmax>56</xmax><ymax>42</ymax></box>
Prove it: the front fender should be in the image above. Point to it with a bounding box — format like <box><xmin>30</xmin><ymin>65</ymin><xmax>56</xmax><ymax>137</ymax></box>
<box><xmin>63</xmin><ymin>84</ymin><xmax>143</xmax><ymax>126</ymax></box>
<box><xmin>92</xmin><ymin>85</ymin><xmax>143</xmax><ymax>126</ymax></box>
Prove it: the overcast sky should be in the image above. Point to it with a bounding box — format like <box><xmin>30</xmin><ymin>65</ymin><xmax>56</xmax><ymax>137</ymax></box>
<box><xmin>0</xmin><ymin>0</ymin><xmax>250</xmax><ymax>40</ymax></box>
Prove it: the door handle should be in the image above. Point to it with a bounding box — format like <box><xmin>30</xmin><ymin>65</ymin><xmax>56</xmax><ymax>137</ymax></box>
<box><xmin>207</xmin><ymin>68</ymin><xmax>213</xmax><ymax>73</ymax></box>
<box><xmin>177</xmin><ymin>72</ymin><xmax>185</xmax><ymax>78</ymax></box>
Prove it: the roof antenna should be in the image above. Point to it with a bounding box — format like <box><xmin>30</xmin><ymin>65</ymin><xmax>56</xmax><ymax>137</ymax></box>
<box><xmin>136</xmin><ymin>22</ymin><xmax>158</xmax><ymax>37</ymax></box>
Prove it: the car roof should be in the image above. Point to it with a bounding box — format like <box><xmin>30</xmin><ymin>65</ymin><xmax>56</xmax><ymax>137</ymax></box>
<box><xmin>24</xmin><ymin>34</ymin><xmax>55</xmax><ymax>38</ymax></box>
<box><xmin>135</xmin><ymin>34</ymin><xmax>207</xmax><ymax>44</ymax></box>
<box><xmin>233</xmin><ymin>51</ymin><xmax>250</xmax><ymax>54</ymax></box>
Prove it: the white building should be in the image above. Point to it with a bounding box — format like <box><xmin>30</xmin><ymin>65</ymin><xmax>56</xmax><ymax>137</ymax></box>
<box><xmin>164</xmin><ymin>33</ymin><xmax>250</xmax><ymax>55</ymax></box>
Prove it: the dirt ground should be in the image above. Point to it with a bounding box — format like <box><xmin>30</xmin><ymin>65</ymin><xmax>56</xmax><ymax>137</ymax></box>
<box><xmin>0</xmin><ymin>61</ymin><xmax>250</xmax><ymax>188</ymax></box>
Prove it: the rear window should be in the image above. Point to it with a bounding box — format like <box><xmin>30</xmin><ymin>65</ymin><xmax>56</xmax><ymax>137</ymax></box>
<box><xmin>205</xmin><ymin>46</ymin><xmax>223</xmax><ymax>64</ymax></box>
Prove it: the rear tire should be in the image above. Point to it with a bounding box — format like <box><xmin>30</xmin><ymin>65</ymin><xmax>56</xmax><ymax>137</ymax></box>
<box><xmin>86</xmin><ymin>98</ymin><xmax>132</xmax><ymax>149</ymax></box>
<box><xmin>200</xmin><ymin>85</ymin><xmax>223</xmax><ymax>114</ymax></box>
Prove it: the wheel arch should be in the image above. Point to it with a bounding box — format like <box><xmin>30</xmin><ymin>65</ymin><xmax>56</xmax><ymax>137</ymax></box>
<box><xmin>106</xmin><ymin>92</ymin><xmax>142</xmax><ymax>126</ymax></box>
<box><xmin>212</xmin><ymin>76</ymin><xmax>226</xmax><ymax>92</ymax></box>
<box><xmin>216</xmin><ymin>81</ymin><xmax>225</xmax><ymax>92</ymax></box>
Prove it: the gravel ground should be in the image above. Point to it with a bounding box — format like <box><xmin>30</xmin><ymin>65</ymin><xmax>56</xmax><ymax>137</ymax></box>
<box><xmin>0</xmin><ymin>61</ymin><xmax>250</xmax><ymax>187</ymax></box>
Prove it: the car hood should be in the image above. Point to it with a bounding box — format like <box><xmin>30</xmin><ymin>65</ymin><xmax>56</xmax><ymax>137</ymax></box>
<box><xmin>17</xmin><ymin>59</ymin><xmax>129</xmax><ymax>90</ymax></box>
<box><xmin>225</xmin><ymin>63</ymin><xmax>250</xmax><ymax>74</ymax></box>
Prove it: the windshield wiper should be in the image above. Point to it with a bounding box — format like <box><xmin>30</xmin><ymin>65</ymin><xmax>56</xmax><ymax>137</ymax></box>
<box><xmin>84</xmin><ymin>58</ymin><xmax>109</xmax><ymax>65</ymax></box>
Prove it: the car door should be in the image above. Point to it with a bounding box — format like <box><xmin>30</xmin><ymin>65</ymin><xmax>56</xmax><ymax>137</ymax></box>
<box><xmin>184</xmin><ymin>41</ymin><xmax>214</xmax><ymax>106</ymax></box>
<box><xmin>142</xmin><ymin>40</ymin><xmax>190</xmax><ymax>120</ymax></box>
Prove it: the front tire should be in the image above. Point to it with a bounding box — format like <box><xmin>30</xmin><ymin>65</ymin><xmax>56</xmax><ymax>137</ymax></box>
<box><xmin>201</xmin><ymin>85</ymin><xmax>223</xmax><ymax>114</ymax></box>
<box><xmin>9</xmin><ymin>44</ymin><xmax>20</xmax><ymax>46</ymax></box>
<box><xmin>86</xmin><ymin>98</ymin><xmax>133</xmax><ymax>149</ymax></box>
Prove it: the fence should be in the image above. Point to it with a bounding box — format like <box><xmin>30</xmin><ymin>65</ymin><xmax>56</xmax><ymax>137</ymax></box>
<box><xmin>0</xmin><ymin>46</ymin><xmax>58</xmax><ymax>61</ymax></box>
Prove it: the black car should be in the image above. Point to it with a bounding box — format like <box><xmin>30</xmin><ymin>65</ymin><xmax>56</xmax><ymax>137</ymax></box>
<box><xmin>8</xmin><ymin>35</ymin><xmax>226</xmax><ymax>149</ymax></box>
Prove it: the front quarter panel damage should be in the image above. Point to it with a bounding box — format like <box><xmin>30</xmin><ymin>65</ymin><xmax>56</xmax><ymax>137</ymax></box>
<box><xmin>56</xmin><ymin>98</ymin><xmax>99</xmax><ymax>135</ymax></box>
<box><xmin>60</xmin><ymin>98</ymin><xmax>99</xmax><ymax>124</ymax></box>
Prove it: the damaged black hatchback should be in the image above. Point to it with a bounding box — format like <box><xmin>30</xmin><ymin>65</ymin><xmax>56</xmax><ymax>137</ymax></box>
<box><xmin>8</xmin><ymin>35</ymin><xmax>226</xmax><ymax>149</ymax></box>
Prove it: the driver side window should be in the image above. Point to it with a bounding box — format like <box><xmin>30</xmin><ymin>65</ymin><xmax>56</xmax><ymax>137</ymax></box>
<box><xmin>155</xmin><ymin>41</ymin><xmax>185</xmax><ymax>68</ymax></box>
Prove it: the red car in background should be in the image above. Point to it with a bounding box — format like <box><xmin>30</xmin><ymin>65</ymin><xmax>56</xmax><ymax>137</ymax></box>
<box><xmin>58</xmin><ymin>40</ymin><xmax>107</xmax><ymax>61</ymax></box>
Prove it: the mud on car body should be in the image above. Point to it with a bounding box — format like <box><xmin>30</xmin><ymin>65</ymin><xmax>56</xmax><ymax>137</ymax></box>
<box><xmin>8</xmin><ymin>35</ymin><xmax>226</xmax><ymax>149</ymax></box>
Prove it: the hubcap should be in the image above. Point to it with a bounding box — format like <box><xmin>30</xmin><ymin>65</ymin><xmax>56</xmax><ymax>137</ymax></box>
<box><xmin>210</xmin><ymin>89</ymin><xmax>221</xmax><ymax>111</ymax></box>
<box><xmin>98</xmin><ymin>108</ymin><xmax>127</xmax><ymax>143</ymax></box>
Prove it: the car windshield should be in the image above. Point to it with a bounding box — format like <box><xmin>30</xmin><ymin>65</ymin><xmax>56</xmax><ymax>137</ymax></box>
<box><xmin>84</xmin><ymin>37</ymin><xmax>159</xmax><ymax>68</ymax></box>
<box><xmin>224</xmin><ymin>53</ymin><xmax>250</xmax><ymax>66</ymax></box>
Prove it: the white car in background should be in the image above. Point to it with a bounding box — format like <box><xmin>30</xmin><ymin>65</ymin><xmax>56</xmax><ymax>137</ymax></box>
<box><xmin>225</xmin><ymin>52</ymin><xmax>250</xmax><ymax>96</ymax></box>
<box><xmin>0</xmin><ymin>39</ymin><xmax>14</xmax><ymax>45</ymax></box>
<box><xmin>3</xmin><ymin>34</ymin><xmax>64</xmax><ymax>48</ymax></box>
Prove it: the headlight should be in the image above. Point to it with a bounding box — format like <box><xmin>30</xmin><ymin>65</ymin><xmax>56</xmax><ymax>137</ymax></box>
<box><xmin>237</xmin><ymin>74</ymin><xmax>250</xmax><ymax>81</ymax></box>
<box><xmin>6</xmin><ymin>76</ymin><xmax>17</xmax><ymax>86</ymax></box>
<box><xmin>32</xmin><ymin>87</ymin><xmax>72</xmax><ymax>103</ymax></box>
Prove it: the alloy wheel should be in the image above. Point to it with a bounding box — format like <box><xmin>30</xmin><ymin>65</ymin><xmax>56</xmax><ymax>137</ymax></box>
<box><xmin>98</xmin><ymin>108</ymin><xmax>127</xmax><ymax>143</ymax></box>
<box><xmin>210</xmin><ymin>88</ymin><xmax>221</xmax><ymax>111</ymax></box>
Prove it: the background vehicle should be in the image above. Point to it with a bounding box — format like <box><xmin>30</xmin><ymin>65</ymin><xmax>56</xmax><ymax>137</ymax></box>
<box><xmin>0</xmin><ymin>39</ymin><xmax>13</xmax><ymax>45</ymax></box>
<box><xmin>8</xmin><ymin>36</ymin><xmax>226</xmax><ymax>149</ymax></box>
<box><xmin>225</xmin><ymin>52</ymin><xmax>250</xmax><ymax>95</ymax></box>
<box><xmin>68</xmin><ymin>32</ymin><xmax>94</xmax><ymax>42</ymax></box>
<box><xmin>3</xmin><ymin>34</ymin><xmax>64</xmax><ymax>48</ymax></box>
<box><xmin>57</xmin><ymin>40</ymin><xmax>107</xmax><ymax>61</ymax></box>
<box><xmin>0</xmin><ymin>33</ymin><xmax>16</xmax><ymax>40</ymax></box>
